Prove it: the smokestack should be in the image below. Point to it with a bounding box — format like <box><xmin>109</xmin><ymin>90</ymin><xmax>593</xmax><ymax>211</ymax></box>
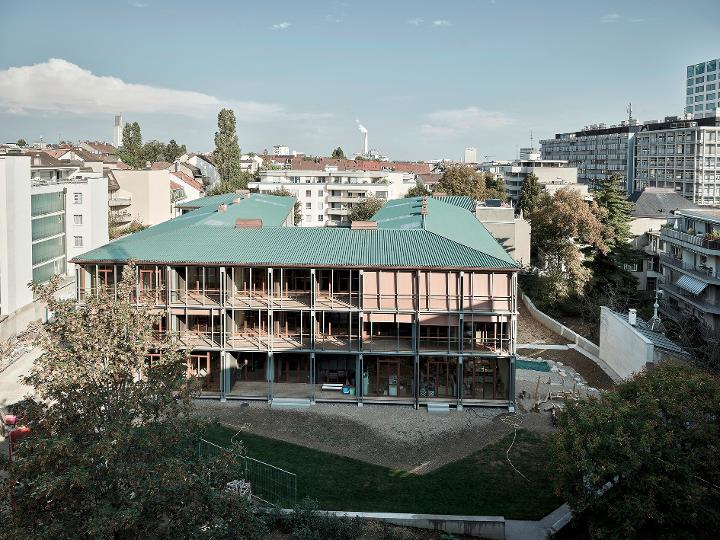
<box><xmin>356</xmin><ymin>120</ymin><xmax>368</xmax><ymax>156</ymax></box>
<box><xmin>628</xmin><ymin>308</ymin><xmax>637</xmax><ymax>326</ymax></box>
<box><xmin>113</xmin><ymin>113</ymin><xmax>122</xmax><ymax>148</ymax></box>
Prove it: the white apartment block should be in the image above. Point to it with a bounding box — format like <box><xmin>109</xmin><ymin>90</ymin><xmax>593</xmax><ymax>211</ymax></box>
<box><xmin>0</xmin><ymin>153</ymin><xmax>108</xmax><ymax>339</ymax></box>
<box><xmin>464</xmin><ymin>147</ymin><xmax>477</xmax><ymax>163</ymax></box>
<box><xmin>479</xmin><ymin>159</ymin><xmax>581</xmax><ymax>202</ymax></box>
<box><xmin>249</xmin><ymin>169</ymin><xmax>416</xmax><ymax>226</ymax></box>
<box><xmin>685</xmin><ymin>58</ymin><xmax>720</xmax><ymax>119</ymax></box>
<box><xmin>541</xmin><ymin>121</ymin><xmax>640</xmax><ymax>191</ymax></box>
<box><xmin>633</xmin><ymin>116</ymin><xmax>720</xmax><ymax>206</ymax></box>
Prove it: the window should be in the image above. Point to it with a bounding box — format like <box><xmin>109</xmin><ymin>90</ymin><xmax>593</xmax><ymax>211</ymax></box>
<box><xmin>708</xmin><ymin>74</ymin><xmax>717</xmax><ymax>82</ymax></box>
<box><xmin>707</xmin><ymin>93</ymin><xmax>716</xmax><ymax>101</ymax></box>
<box><xmin>317</xmin><ymin>202</ymin><xmax>323</xmax><ymax>210</ymax></box>
<box><xmin>687</xmin><ymin>86</ymin><xmax>694</xmax><ymax>94</ymax></box>
<box><xmin>317</xmin><ymin>214</ymin><xmax>324</xmax><ymax>222</ymax></box>
<box><xmin>305</xmin><ymin>190</ymin><xmax>311</xmax><ymax>197</ymax></box>
<box><xmin>696</xmin><ymin>76</ymin><xmax>705</xmax><ymax>84</ymax></box>
<box><xmin>318</xmin><ymin>189</ymin><xmax>324</xmax><ymax>197</ymax></box>
<box><xmin>687</xmin><ymin>97</ymin><xmax>694</xmax><ymax>105</ymax></box>
<box><xmin>73</xmin><ymin>214</ymin><xmax>82</xmax><ymax>225</ymax></box>
<box><xmin>73</xmin><ymin>193</ymin><xmax>83</xmax><ymax>204</ymax></box>
<box><xmin>688</xmin><ymin>65</ymin><xmax>695</xmax><ymax>77</ymax></box>
<box><xmin>696</xmin><ymin>86</ymin><xmax>704</xmax><ymax>93</ymax></box>
<box><xmin>304</xmin><ymin>214</ymin><xmax>311</xmax><ymax>222</ymax></box>
<box><xmin>708</xmin><ymin>83</ymin><xmax>717</xmax><ymax>91</ymax></box>
<box><xmin>709</xmin><ymin>60</ymin><xmax>717</xmax><ymax>72</ymax></box>
<box><xmin>74</xmin><ymin>236</ymin><xmax>83</xmax><ymax>247</ymax></box>
<box><xmin>305</xmin><ymin>202</ymin><xmax>311</xmax><ymax>209</ymax></box>
<box><xmin>696</xmin><ymin>63</ymin><xmax>706</xmax><ymax>75</ymax></box>
<box><xmin>695</xmin><ymin>95</ymin><xmax>704</xmax><ymax>102</ymax></box>
<box><xmin>696</xmin><ymin>105</ymin><xmax>704</xmax><ymax>111</ymax></box>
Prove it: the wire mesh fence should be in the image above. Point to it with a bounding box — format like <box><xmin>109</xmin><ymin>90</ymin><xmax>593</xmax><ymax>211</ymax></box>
<box><xmin>198</xmin><ymin>437</ymin><xmax>297</xmax><ymax>509</ymax></box>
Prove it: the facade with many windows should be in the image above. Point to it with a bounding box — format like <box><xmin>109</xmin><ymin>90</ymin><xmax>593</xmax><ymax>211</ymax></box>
<box><xmin>632</xmin><ymin>116</ymin><xmax>720</xmax><ymax>206</ymax></box>
<box><xmin>73</xmin><ymin>195</ymin><xmax>519</xmax><ymax>409</ymax></box>
<box><xmin>685</xmin><ymin>58</ymin><xmax>720</xmax><ymax>119</ymax></box>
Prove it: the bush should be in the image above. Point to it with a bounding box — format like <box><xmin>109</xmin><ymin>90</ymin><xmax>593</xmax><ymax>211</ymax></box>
<box><xmin>271</xmin><ymin>498</ymin><xmax>365</xmax><ymax>540</ymax></box>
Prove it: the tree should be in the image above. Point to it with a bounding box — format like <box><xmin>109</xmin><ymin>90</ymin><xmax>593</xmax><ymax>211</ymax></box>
<box><xmin>272</xmin><ymin>187</ymin><xmax>302</xmax><ymax>225</ymax></box>
<box><xmin>531</xmin><ymin>188</ymin><xmax>608</xmax><ymax>297</ymax></box>
<box><xmin>16</xmin><ymin>138</ymin><xmax>27</xmax><ymax>147</ymax></box>
<box><xmin>405</xmin><ymin>179</ymin><xmax>431</xmax><ymax>198</ymax></box>
<box><xmin>1</xmin><ymin>266</ymin><xmax>266</xmax><ymax>539</ymax></box>
<box><xmin>349</xmin><ymin>197</ymin><xmax>384</xmax><ymax>221</ymax></box>
<box><xmin>484</xmin><ymin>174</ymin><xmax>508</xmax><ymax>201</ymax></box>
<box><xmin>436</xmin><ymin>165</ymin><xmax>486</xmax><ymax>199</ymax></box>
<box><xmin>165</xmin><ymin>139</ymin><xmax>186</xmax><ymax>162</ymax></box>
<box><xmin>517</xmin><ymin>173</ymin><xmax>541</xmax><ymax>217</ymax></box>
<box><xmin>214</xmin><ymin>108</ymin><xmax>242</xmax><ymax>184</ymax></box>
<box><xmin>331</xmin><ymin>147</ymin><xmax>345</xmax><ymax>159</ymax></box>
<box><xmin>140</xmin><ymin>139</ymin><xmax>167</xmax><ymax>164</ymax></box>
<box><xmin>554</xmin><ymin>363</ymin><xmax>720</xmax><ymax>539</ymax></box>
<box><xmin>118</xmin><ymin>121</ymin><xmax>143</xmax><ymax>168</ymax></box>
<box><xmin>207</xmin><ymin>171</ymin><xmax>255</xmax><ymax>196</ymax></box>
<box><xmin>594</xmin><ymin>173</ymin><xmax>634</xmax><ymax>249</ymax></box>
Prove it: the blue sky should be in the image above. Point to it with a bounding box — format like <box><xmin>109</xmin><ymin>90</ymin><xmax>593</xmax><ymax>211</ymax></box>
<box><xmin>0</xmin><ymin>0</ymin><xmax>717</xmax><ymax>160</ymax></box>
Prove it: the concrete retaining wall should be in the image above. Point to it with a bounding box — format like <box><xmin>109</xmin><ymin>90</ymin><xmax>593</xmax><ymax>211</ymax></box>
<box><xmin>521</xmin><ymin>293</ymin><xmax>600</xmax><ymax>358</ymax></box>
<box><xmin>306</xmin><ymin>510</ymin><xmax>505</xmax><ymax>539</ymax></box>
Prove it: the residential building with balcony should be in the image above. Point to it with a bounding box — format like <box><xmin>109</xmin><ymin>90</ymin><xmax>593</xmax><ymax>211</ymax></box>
<box><xmin>632</xmin><ymin>116</ymin><xmax>720</xmax><ymax>206</ymax></box>
<box><xmin>479</xmin><ymin>159</ymin><xmax>582</xmax><ymax>202</ymax></box>
<box><xmin>540</xmin><ymin>121</ymin><xmax>641</xmax><ymax>191</ymax></box>
<box><xmin>249</xmin><ymin>168</ymin><xmax>417</xmax><ymax>226</ymax></box>
<box><xmin>658</xmin><ymin>208</ymin><xmax>720</xmax><ymax>331</ymax></box>
<box><xmin>72</xmin><ymin>194</ymin><xmax>519</xmax><ymax>409</ymax></box>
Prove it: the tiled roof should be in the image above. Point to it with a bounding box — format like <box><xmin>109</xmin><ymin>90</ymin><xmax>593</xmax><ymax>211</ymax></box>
<box><xmin>25</xmin><ymin>151</ymin><xmax>73</xmax><ymax>168</ymax></box>
<box><xmin>172</xmin><ymin>171</ymin><xmax>204</xmax><ymax>192</ymax></box>
<box><xmin>630</xmin><ymin>188</ymin><xmax>699</xmax><ymax>218</ymax></box>
<box><xmin>82</xmin><ymin>141</ymin><xmax>117</xmax><ymax>154</ymax></box>
<box><xmin>615</xmin><ymin>310</ymin><xmax>685</xmax><ymax>354</ymax></box>
<box><xmin>73</xmin><ymin>194</ymin><xmax>516</xmax><ymax>270</ymax></box>
<box><xmin>150</xmin><ymin>161</ymin><xmax>173</xmax><ymax>170</ymax></box>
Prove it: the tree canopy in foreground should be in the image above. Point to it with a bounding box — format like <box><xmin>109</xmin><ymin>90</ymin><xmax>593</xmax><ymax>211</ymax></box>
<box><xmin>1</xmin><ymin>266</ymin><xmax>265</xmax><ymax>539</ymax></box>
<box><xmin>554</xmin><ymin>363</ymin><xmax>720</xmax><ymax>539</ymax></box>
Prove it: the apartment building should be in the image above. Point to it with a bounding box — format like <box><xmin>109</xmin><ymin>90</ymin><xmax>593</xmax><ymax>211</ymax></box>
<box><xmin>632</xmin><ymin>116</ymin><xmax>720</xmax><ymax>206</ymax></box>
<box><xmin>540</xmin><ymin>121</ymin><xmax>641</xmax><ymax>191</ymax></box>
<box><xmin>0</xmin><ymin>153</ymin><xmax>108</xmax><ymax>338</ymax></box>
<box><xmin>479</xmin><ymin>159</ymin><xmax>582</xmax><ymax>202</ymax></box>
<box><xmin>658</xmin><ymin>208</ymin><xmax>720</xmax><ymax>331</ymax></box>
<box><xmin>249</xmin><ymin>168</ymin><xmax>417</xmax><ymax>226</ymax></box>
<box><xmin>72</xmin><ymin>195</ymin><xmax>519</xmax><ymax>409</ymax></box>
<box><xmin>475</xmin><ymin>200</ymin><xmax>531</xmax><ymax>267</ymax></box>
<box><xmin>685</xmin><ymin>58</ymin><xmax>720</xmax><ymax>119</ymax></box>
<box><xmin>108</xmin><ymin>169</ymin><xmax>187</xmax><ymax>227</ymax></box>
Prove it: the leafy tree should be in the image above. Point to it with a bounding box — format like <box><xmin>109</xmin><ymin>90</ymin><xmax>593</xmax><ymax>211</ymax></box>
<box><xmin>207</xmin><ymin>171</ymin><xmax>255</xmax><ymax>196</ymax></box>
<box><xmin>484</xmin><ymin>174</ymin><xmax>508</xmax><ymax>201</ymax></box>
<box><xmin>1</xmin><ymin>266</ymin><xmax>265</xmax><ymax>539</ymax></box>
<box><xmin>436</xmin><ymin>165</ymin><xmax>486</xmax><ymax>199</ymax></box>
<box><xmin>214</xmin><ymin>108</ymin><xmax>242</xmax><ymax>184</ymax></box>
<box><xmin>140</xmin><ymin>139</ymin><xmax>167</xmax><ymax>164</ymax></box>
<box><xmin>118</xmin><ymin>121</ymin><xmax>143</xmax><ymax>168</ymax></box>
<box><xmin>405</xmin><ymin>179</ymin><xmax>431</xmax><ymax>198</ymax></box>
<box><xmin>16</xmin><ymin>138</ymin><xmax>27</xmax><ymax>147</ymax></box>
<box><xmin>594</xmin><ymin>173</ymin><xmax>634</xmax><ymax>249</ymax></box>
<box><xmin>349</xmin><ymin>197</ymin><xmax>384</xmax><ymax>221</ymax></box>
<box><xmin>531</xmin><ymin>188</ymin><xmax>608</xmax><ymax>297</ymax></box>
<box><xmin>331</xmin><ymin>147</ymin><xmax>345</xmax><ymax>159</ymax></box>
<box><xmin>517</xmin><ymin>173</ymin><xmax>541</xmax><ymax>217</ymax></box>
<box><xmin>272</xmin><ymin>187</ymin><xmax>302</xmax><ymax>225</ymax></box>
<box><xmin>554</xmin><ymin>363</ymin><xmax>720</xmax><ymax>539</ymax></box>
<box><xmin>164</xmin><ymin>139</ymin><xmax>186</xmax><ymax>162</ymax></box>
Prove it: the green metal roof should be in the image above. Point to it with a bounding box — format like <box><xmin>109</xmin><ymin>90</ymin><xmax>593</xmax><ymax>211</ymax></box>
<box><xmin>75</xmin><ymin>194</ymin><xmax>517</xmax><ymax>270</ymax></box>
<box><xmin>432</xmin><ymin>195</ymin><xmax>476</xmax><ymax>212</ymax></box>
<box><xmin>371</xmin><ymin>197</ymin><xmax>516</xmax><ymax>266</ymax></box>
<box><xmin>175</xmin><ymin>193</ymin><xmax>240</xmax><ymax>209</ymax></box>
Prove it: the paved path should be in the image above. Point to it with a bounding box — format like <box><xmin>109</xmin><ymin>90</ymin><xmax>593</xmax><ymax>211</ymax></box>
<box><xmin>517</xmin><ymin>343</ymin><xmax>570</xmax><ymax>350</ymax></box>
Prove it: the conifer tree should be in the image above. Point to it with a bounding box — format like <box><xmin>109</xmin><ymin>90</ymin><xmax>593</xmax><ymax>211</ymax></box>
<box><xmin>214</xmin><ymin>108</ymin><xmax>242</xmax><ymax>183</ymax></box>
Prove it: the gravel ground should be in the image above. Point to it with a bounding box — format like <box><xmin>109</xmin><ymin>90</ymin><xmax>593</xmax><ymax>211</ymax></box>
<box><xmin>520</xmin><ymin>347</ymin><xmax>614</xmax><ymax>391</ymax></box>
<box><xmin>517</xmin><ymin>304</ymin><xmax>571</xmax><ymax>345</ymax></box>
<box><xmin>194</xmin><ymin>400</ymin><xmax>553</xmax><ymax>473</ymax></box>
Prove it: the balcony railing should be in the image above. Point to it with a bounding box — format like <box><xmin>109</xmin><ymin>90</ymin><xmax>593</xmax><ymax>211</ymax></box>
<box><xmin>659</xmin><ymin>254</ymin><xmax>720</xmax><ymax>284</ymax></box>
<box><xmin>661</xmin><ymin>228</ymin><xmax>720</xmax><ymax>250</ymax></box>
<box><xmin>109</xmin><ymin>197</ymin><xmax>132</xmax><ymax>207</ymax></box>
<box><xmin>660</xmin><ymin>283</ymin><xmax>720</xmax><ymax>315</ymax></box>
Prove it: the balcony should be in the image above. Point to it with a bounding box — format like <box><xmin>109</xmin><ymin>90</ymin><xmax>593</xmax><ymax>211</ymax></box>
<box><xmin>661</xmin><ymin>228</ymin><xmax>720</xmax><ymax>251</ymax></box>
<box><xmin>110</xmin><ymin>210</ymin><xmax>132</xmax><ymax>224</ymax></box>
<box><xmin>109</xmin><ymin>197</ymin><xmax>132</xmax><ymax>207</ymax></box>
<box><xmin>660</xmin><ymin>283</ymin><xmax>720</xmax><ymax>315</ymax></box>
<box><xmin>659</xmin><ymin>254</ymin><xmax>720</xmax><ymax>284</ymax></box>
<box><xmin>327</xmin><ymin>195</ymin><xmax>364</xmax><ymax>204</ymax></box>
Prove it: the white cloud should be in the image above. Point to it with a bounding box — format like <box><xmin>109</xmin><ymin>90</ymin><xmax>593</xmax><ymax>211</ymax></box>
<box><xmin>0</xmin><ymin>58</ymin><xmax>328</xmax><ymax>123</ymax></box>
<box><xmin>432</xmin><ymin>20</ymin><xmax>451</xmax><ymax>27</ymax></box>
<box><xmin>271</xmin><ymin>21</ymin><xmax>291</xmax><ymax>30</ymax></box>
<box><xmin>407</xmin><ymin>17</ymin><xmax>423</xmax><ymax>25</ymax></box>
<box><xmin>129</xmin><ymin>1</ymin><xmax>148</xmax><ymax>7</ymax></box>
<box><xmin>600</xmin><ymin>13</ymin><xmax>621</xmax><ymax>23</ymax></box>
<box><xmin>421</xmin><ymin>106</ymin><xmax>514</xmax><ymax>135</ymax></box>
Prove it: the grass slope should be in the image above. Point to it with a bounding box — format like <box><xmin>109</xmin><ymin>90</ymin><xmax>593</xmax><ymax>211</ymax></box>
<box><xmin>205</xmin><ymin>424</ymin><xmax>561</xmax><ymax>520</ymax></box>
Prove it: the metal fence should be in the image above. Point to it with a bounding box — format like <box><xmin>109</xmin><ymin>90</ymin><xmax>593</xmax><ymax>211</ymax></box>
<box><xmin>198</xmin><ymin>438</ymin><xmax>297</xmax><ymax>508</ymax></box>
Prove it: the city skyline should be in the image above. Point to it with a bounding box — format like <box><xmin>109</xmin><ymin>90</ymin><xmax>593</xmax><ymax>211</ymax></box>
<box><xmin>0</xmin><ymin>0</ymin><xmax>718</xmax><ymax>160</ymax></box>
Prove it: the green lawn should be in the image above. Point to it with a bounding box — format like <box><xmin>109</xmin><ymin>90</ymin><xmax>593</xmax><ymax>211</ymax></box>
<box><xmin>205</xmin><ymin>424</ymin><xmax>562</xmax><ymax>520</ymax></box>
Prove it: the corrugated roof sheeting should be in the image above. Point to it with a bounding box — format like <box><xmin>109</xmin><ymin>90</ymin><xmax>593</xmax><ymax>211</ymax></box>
<box><xmin>675</xmin><ymin>274</ymin><xmax>708</xmax><ymax>295</ymax></box>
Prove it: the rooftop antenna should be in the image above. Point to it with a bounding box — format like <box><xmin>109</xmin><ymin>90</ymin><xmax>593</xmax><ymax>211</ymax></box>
<box><xmin>530</xmin><ymin>129</ymin><xmax>534</xmax><ymax>149</ymax></box>
<box><xmin>627</xmin><ymin>102</ymin><xmax>633</xmax><ymax>123</ymax></box>
<box><xmin>648</xmin><ymin>289</ymin><xmax>666</xmax><ymax>333</ymax></box>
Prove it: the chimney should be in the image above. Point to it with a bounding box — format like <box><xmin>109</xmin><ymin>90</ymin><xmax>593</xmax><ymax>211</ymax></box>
<box><xmin>233</xmin><ymin>197</ymin><xmax>242</xmax><ymax>204</ymax></box>
<box><xmin>218</xmin><ymin>203</ymin><xmax>227</xmax><ymax>213</ymax></box>
<box><xmin>174</xmin><ymin>161</ymin><xmax>180</xmax><ymax>172</ymax></box>
<box><xmin>628</xmin><ymin>308</ymin><xmax>637</xmax><ymax>326</ymax></box>
<box><xmin>364</xmin><ymin>131</ymin><xmax>368</xmax><ymax>156</ymax></box>
<box><xmin>235</xmin><ymin>218</ymin><xmax>263</xmax><ymax>228</ymax></box>
<box><xmin>351</xmin><ymin>221</ymin><xmax>378</xmax><ymax>230</ymax></box>
<box><xmin>420</xmin><ymin>196</ymin><xmax>428</xmax><ymax>215</ymax></box>
<box><xmin>145</xmin><ymin>161</ymin><xmax>151</xmax><ymax>169</ymax></box>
